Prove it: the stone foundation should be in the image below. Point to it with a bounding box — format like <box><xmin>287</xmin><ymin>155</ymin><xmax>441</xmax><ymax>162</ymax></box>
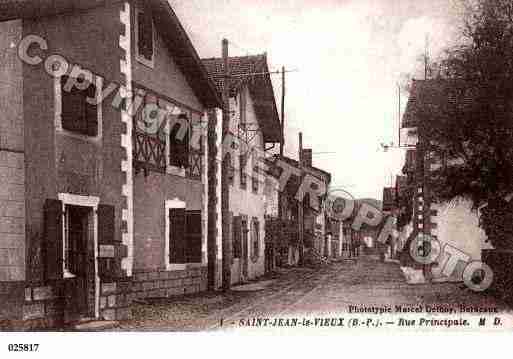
<box><xmin>0</xmin><ymin>277</ymin><xmax>132</xmax><ymax>330</ymax></box>
<box><xmin>0</xmin><ymin>267</ymin><xmax>209</xmax><ymax>329</ymax></box>
<box><xmin>99</xmin><ymin>279</ymin><xmax>132</xmax><ymax>321</ymax></box>
<box><xmin>131</xmin><ymin>267</ymin><xmax>208</xmax><ymax>300</ymax></box>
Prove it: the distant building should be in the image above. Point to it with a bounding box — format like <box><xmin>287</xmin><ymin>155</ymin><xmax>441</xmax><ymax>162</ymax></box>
<box><xmin>382</xmin><ymin>187</ymin><xmax>398</xmax><ymax>217</ymax></box>
<box><xmin>267</xmin><ymin>155</ymin><xmax>334</xmax><ymax>266</ymax></box>
<box><xmin>202</xmin><ymin>54</ymin><xmax>281</xmax><ymax>282</ymax></box>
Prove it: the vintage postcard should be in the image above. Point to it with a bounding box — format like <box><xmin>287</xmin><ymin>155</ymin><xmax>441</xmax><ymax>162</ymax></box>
<box><xmin>1</xmin><ymin>0</ymin><xmax>513</xmax><ymax>349</ymax></box>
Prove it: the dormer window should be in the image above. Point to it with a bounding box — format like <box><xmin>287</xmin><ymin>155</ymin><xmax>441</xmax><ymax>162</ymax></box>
<box><xmin>136</xmin><ymin>8</ymin><xmax>154</xmax><ymax>67</ymax></box>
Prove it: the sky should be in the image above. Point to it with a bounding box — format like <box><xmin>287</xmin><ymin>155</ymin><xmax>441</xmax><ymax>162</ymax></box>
<box><xmin>170</xmin><ymin>0</ymin><xmax>464</xmax><ymax>200</ymax></box>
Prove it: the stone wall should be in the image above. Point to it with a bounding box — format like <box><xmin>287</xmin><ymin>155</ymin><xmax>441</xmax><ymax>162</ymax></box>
<box><xmin>430</xmin><ymin>200</ymin><xmax>488</xmax><ymax>280</ymax></box>
<box><xmin>0</xmin><ymin>282</ymin><xmax>24</xmax><ymax>323</ymax></box>
<box><xmin>0</xmin><ymin>152</ymin><xmax>25</xmax><ymax>281</ymax></box>
<box><xmin>2</xmin><ymin>283</ymin><xmax>64</xmax><ymax>330</ymax></box>
<box><xmin>131</xmin><ymin>267</ymin><xmax>207</xmax><ymax>300</ymax></box>
<box><xmin>99</xmin><ymin>280</ymin><xmax>132</xmax><ymax>321</ymax></box>
<box><xmin>0</xmin><ymin>20</ymin><xmax>25</xmax><ymax>282</ymax></box>
<box><xmin>22</xmin><ymin>2</ymin><xmax>126</xmax><ymax>283</ymax></box>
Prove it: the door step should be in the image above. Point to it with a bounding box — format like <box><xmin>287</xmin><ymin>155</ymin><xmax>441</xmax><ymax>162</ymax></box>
<box><xmin>73</xmin><ymin>320</ymin><xmax>119</xmax><ymax>331</ymax></box>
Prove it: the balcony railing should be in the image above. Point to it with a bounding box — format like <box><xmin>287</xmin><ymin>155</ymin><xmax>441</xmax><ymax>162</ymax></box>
<box><xmin>133</xmin><ymin>131</ymin><xmax>167</xmax><ymax>174</ymax></box>
<box><xmin>133</xmin><ymin>132</ymin><xmax>204</xmax><ymax>181</ymax></box>
<box><xmin>185</xmin><ymin>146</ymin><xmax>203</xmax><ymax>181</ymax></box>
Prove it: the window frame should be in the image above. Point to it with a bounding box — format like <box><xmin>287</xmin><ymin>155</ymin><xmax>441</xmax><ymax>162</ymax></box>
<box><xmin>135</xmin><ymin>7</ymin><xmax>155</xmax><ymax>68</ymax></box>
<box><xmin>165</xmin><ymin>198</ymin><xmax>204</xmax><ymax>270</ymax></box>
<box><xmin>54</xmin><ymin>74</ymin><xmax>102</xmax><ymax>142</ymax></box>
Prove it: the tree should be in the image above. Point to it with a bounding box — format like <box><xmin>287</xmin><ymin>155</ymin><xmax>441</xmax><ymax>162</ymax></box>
<box><xmin>421</xmin><ymin>0</ymin><xmax>513</xmax><ymax>248</ymax></box>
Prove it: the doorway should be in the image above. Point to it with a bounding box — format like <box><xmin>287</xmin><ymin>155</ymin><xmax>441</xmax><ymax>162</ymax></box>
<box><xmin>63</xmin><ymin>205</ymin><xmax>96</xmax><ymax>321</ymax></box>
<box><xmin>57</xmin><ymin>193</ymin><xmax>100</xmax><ymax>322</ymax></box>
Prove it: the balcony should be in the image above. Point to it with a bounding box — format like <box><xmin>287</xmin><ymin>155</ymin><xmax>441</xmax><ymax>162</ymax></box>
<box><xmin>133</xmin><ymin>116</ymin><xmax>203</xmax><ymax>180</ymax></box>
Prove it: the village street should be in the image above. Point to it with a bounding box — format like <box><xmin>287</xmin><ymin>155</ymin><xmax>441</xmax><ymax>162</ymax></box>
<box><xmin>113</xmin><ymin>256</ymin><xmax>510</xmax><ymax>332</ymax></box>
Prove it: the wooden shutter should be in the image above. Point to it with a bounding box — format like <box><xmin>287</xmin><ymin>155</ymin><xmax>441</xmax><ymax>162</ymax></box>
<box><xmin>43</xmin><ymin>199</ymin><xmax>63</xmax><ymax>281</ymax></box>
<box><xmin>85</xmin><ymin>82</ymin><xmax>98</xmax><ymax>137</ymax></box>
<box><xmin>138</xmin><ymin>9</ymin><xmax>154</xmax><ymax>61</ymax></box>
<box><xmin>182</xmin><ymin>125</ymin><xmax>190</xmax><ymax>169</ymax></box>
<box><xmin>98</xmin><ymin>205</ymin><xmax>115</xmax><ymax>244</ymax></box>
<box><xmin>97</xmin><ymin>204</ymin><xmax>115</xmax><ymax>279</ymax></box>
<box><xmin>185</xmin><ymin>210</ymin><xmax>202</xmax><ymax>263</ymax></box>
<box><xmin>251</xmin><ymin>218</ymin><xmax>260</xmax><ymax>261</ymax></box>
<box><xmin>233</xmin><ymin>216</ymin><xmax>242</xmax><ymax>259</ymax></box>
<box><xmin>239</xmin><ymin>155</ymin><xmax>247</xmax><ymax>189</ymax></box>
<box><xmin>169</xmin><ymin>123</ymin><xmax>179</xmax><ymax>167</ymax></box>
<box><xmin>241</xmin><ymin>216</ymin><xmax>249</xmax><ymax>277</ymax></box>
<box><xmin>169</xmin><ymin>208</ymin><xmax>186</xmax><ymax>263</ymax></box>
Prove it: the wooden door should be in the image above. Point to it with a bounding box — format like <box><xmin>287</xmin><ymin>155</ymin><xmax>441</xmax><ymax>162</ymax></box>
<box><xmin>64</xmin><ymin>206</ymin><xmax>92</xmax><ymax>321</ymax></box>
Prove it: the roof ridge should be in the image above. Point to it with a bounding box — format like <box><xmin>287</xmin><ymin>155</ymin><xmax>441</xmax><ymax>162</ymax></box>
<box><xmin>201</xmin><ymin>53</ymin><xmax>267</xmax><ymax>61</ymax></box>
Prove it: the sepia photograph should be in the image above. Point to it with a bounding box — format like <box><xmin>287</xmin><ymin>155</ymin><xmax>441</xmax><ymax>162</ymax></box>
<box><xmin>1</xmin><ymin>0</ymin><xmax>513</xmax><ymax>352</ymax></box>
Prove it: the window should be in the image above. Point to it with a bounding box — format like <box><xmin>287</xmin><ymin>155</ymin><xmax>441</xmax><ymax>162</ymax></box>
<box><xmin>252</xmin><ymin>176</ymin><xmax>259</xmax><ymax>193</ymax></box>
<box><xmin>136</xmin><ymin>8</ymin><xmax>154</xmax><ymax>66</ymax></box>
<box><xmin>251</xmin><ymin>151</ymin><xmax>259</xmax><ymax>193</ymax></box>
<box><xmin>141</xmin><ymin>93</ymin><xmax>161</xmax><ymax>134</ymax></box>
<box><xmin>251</xmin><ymin>218</ymin><xmax>260</xmax><ymax>261</ymax></box>
<box><xmin>233</xmin><ymin>216</ymin><xmax>242</xmax><ymax>259</ymax></box>
<box><xmin>168</xmin><ymin>207</ymin><xmax>202</xmax><ymax>264</ymax></box>
<box><xmin>240</xmin><ymin>154</ymin><xmax>247</xmax><ymax>189</ymax></box>
<box><xmin>169</xmin><ymin>114</ymin><xmax>190</xmax><ymax>169</ymax></box>
<box><xmin>61</xmin><ymin>76</ymin><xmax>98</xmax><ymax>136</ymax></box>
<box><xmin>227</xmin><ymin>154</ymin><xmax>235</xmax><ymax>185</ymax></box>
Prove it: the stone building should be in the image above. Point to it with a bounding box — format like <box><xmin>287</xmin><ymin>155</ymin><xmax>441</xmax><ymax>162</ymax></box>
<box><xmin>202</xmin><ymin>54</ymin><xmax>282</xmax><ymax>283</ymax></box>
<box><xmin>269</xmin><ymin>155</ymin><xmax>333</xmax><ymax>266</ymax></box>
<box><xmin>0</xmin><ymin>0</ymin><xmax>222</xmax><ymax>328</ymax></box>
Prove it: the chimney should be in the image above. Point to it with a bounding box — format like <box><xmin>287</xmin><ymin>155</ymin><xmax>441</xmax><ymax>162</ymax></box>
<box><xmin>302</xmin><ymin>149</ymin><xmax>312</xmax><ymax>168</ymax></box>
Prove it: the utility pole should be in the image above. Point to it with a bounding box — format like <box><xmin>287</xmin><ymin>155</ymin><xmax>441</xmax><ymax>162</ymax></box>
<box><xmin>221</xmin><ymin>39</ymin><xmax>231</xmax><ymax>291</ymax></box>
<box><xmin>298</xmin><ymin>132</ymin><xmax>304</xmax><ymax>266</ymax></box>
<box><xmin>274</xmin><ymin>66</ymin><xmax>286</xmax><ymax>273</ymax></box>
<box><xmin>398</xmin><ymin>84</ymin><xmax>401</xmax><ymax>148</ymax></box>
<box><xmin>424</xmin><ymin>34</ymin><xmax>430</xmax><ymax>80</ymax></box>
<box><xmin>276</xmin><ymin>67</ymin><xmax>286</xmax><ymax>268</ymax></box>
<box><xmin>280</xmin><ymin>66</ymin><xmax>285</xmax><ymax>157</ymax></box>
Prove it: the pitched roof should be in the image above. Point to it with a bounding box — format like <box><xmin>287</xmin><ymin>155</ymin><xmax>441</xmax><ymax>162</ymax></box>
<box><xmin>401</xmin><ymin>79</ymin><xmax>474</xmax><ymax>128</ymax></box>
<box><xmin>0</xmin><ymin>0</ymin><xmax>109</xmax><ymax>20</ymax></box>
<box><xmin>0</xmin><ymin>0</ymin><xmax>221</xmax><ymax>108</ymax></box>
<box><xmin>271</xmin><ymin>155</ymin><xmax>332</xmax><ymax>184</ymax></box>
<box><xmin>202</xmin><ymin>54</ymin><xmax>281</xmax><ymax>143</ymax></box>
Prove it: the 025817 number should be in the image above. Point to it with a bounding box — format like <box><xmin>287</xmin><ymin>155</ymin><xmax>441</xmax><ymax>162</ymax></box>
<box><xmin>8</xmin><ymin>344</ymin><xmax>39</xmax><ymax>352</ymax></box>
